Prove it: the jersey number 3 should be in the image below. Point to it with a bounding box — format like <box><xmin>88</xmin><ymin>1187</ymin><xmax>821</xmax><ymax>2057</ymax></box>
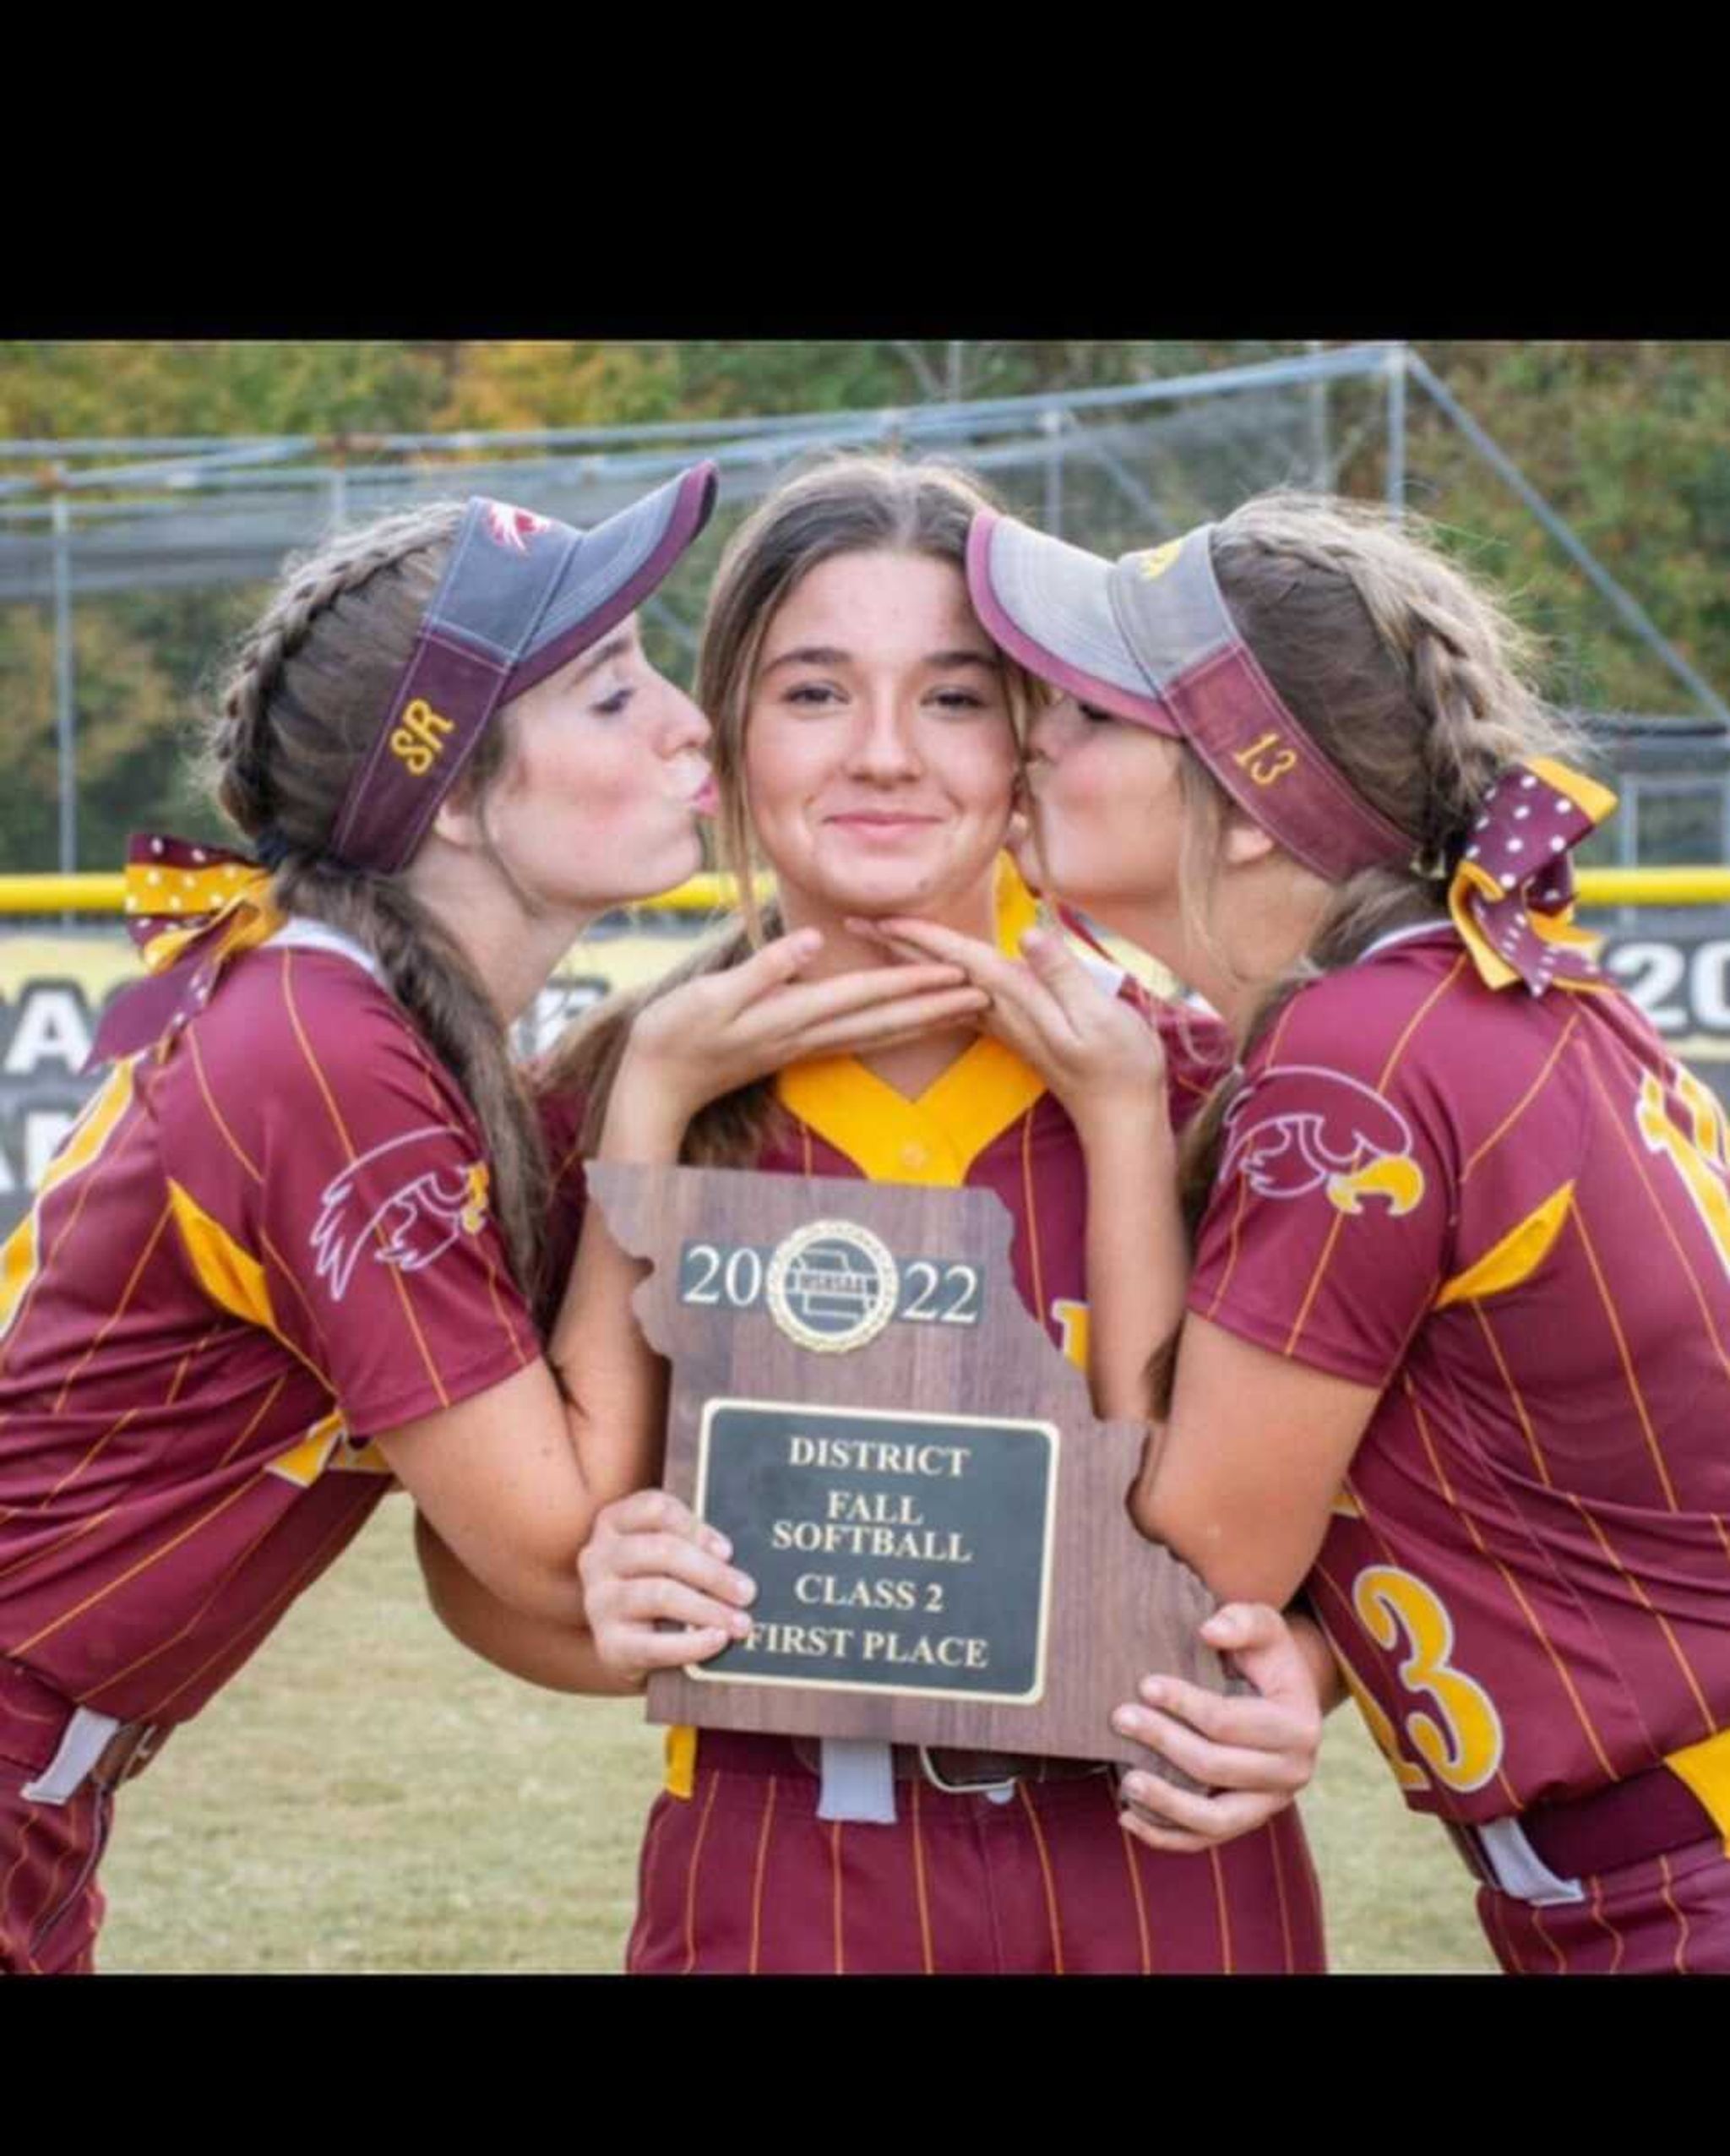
<box><xmin>1637</xmin><ymin>1066</ymin><xmax>1730</xmax><ymax>1278</ymax></box>
<box><xmin>1351</xmin><ymin>1565</ymin><xmax>1505</xmax><ymax>1794</ymax></box>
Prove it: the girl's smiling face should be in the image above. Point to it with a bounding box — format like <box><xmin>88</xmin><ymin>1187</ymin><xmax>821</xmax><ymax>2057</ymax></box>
<box><xmin>743</xmin><ymin>549</ymin><xmax>1019</xmax><ymax>928</ymax></box>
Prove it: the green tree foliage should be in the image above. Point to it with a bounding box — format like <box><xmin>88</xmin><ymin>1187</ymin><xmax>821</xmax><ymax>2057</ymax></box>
<box><xmin>0</xmin><ymin>602</ymin><xmax>235</xmax><ymax>869</ymax></box>
<box><xmin>0</xmin><ymin>343</ymin><xmax>449</xmax><ymax>440</ymax></box>
<box><xmin>437</xmin><ymin>343</ymin><xmax>687</xmax><ymax>431</ymax></box>
<box><xmin>1372</xmin><ymin>343</ymin><xmax>1730</xmax><ymax>716</ymax></box>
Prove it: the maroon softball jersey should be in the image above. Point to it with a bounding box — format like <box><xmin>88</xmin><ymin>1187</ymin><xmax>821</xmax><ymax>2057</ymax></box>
<box><xmin>1188</xmin><ymin>922</ymin><xmax>1730</xmax><ymax>1968</ymax></box>
<box><xmin>543</xmin><ymin>986</ymin><xmax>1329</xmax><ymax>1974</ymax></box>
<box><xmin>0</xmin><ymin>934</ymin><xmax>539</xmax><ymax>1729</ymax></box>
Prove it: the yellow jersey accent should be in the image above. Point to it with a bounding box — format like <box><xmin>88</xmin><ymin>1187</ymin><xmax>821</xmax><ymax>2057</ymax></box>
<box><xmin>1434</xmin><ymin>1183</ymin><xmax>1574</xmax><ymax>1309</ymax></box>
<box><xmin>1637</xmin><ymin>1073</ymin><xmax>1730</xmax><ymax>1280</ymax></box>
<box><xmin>461</xmin><ymin>1162</ymin><xmax>491</xmax><ymax>1234</ymax></box>
<box><xmin>0</xmin><ymin>1057</ymin><xmax>136</xmax><ymax>1344</ymax></box>
<box><xmin>267</xmin><ymin>1408</ymin><xmax>345</xmax><ymax>1489</ymax></box>
<box><xmin>1052</xmin><ymin>1298</ymin><xmax>1089</xmax><ymax>1375</ymax></box>
<box><xmin>1676</xmin><ymin>1066</ymin><xmax>1730</xmax><ymax>1162</ymax></box>
<box><xmin>263</xmin><ymin>1407</ymin><xmax>387</xmax><ymax>1486</ymax></box>
<box><xmin>1666</xmin><ymin>1726</ymin><xmax>1730</xmax><ymax>1859</ymax></box>
<box><xmin>666</xmin><ymin>1723</ymin><xmax>698</xmax><ymax>1800</ymax></box>
<box><xmin>166</xmin><ymin>1178</ymin><xmax>277</xmax><ymax>1332</ymax></box>
<box><xmin>991</xmin><ymin>852</ymin><xmax>1042</xmax><ymax>952</ymax></box>
<box><xmin>778</xmin><ymin>1035</ymin><xmax>1047</xmax><ymax>1189</ymax></box>
<box><xmin>776</xmin><ymin>855</ymin><xmax>1048</xmax><ymax>1189</ymax></box>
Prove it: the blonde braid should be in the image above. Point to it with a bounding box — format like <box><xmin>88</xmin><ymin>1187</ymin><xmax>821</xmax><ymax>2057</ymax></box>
<box><xmin>200</xmin><ymin>500</ymin><xmax>551</xmax><ymax>1300</ymax></box>
<box><xmin>209</xmin><ymin>509</ymin><xmax>460</xmax><ymax>840</ymax></box>
<box><xmin>1145</xmin><ymin>493</ymin><xmax>1586</xmax><ymax>1413</ymax></box>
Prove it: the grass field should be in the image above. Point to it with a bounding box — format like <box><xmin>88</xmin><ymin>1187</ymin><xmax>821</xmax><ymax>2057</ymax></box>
<box><xmin>98</xmin><ymin>1495</ymin><xmax>1496</xmax><ymax>1974</ymax></box>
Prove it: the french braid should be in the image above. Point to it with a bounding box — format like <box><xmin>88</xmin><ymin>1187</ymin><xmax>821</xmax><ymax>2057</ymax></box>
<box><xmin>203</xmin><ymin>503</ymin><xmax>549</xmax><ymax>1305</ymax></box>
<box><xmin>1148</xmin><ymin>493</ymin><xmax>1586</xmax><ymax>1409</ymax></box>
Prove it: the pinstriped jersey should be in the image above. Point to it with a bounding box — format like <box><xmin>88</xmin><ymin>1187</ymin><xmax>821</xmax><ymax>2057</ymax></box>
<box><xmin>1187</xmin><ymin>923</ymin><xmax>1730</xmax><ymax>1822</ymax></box>
<box><xmin>0</xmin><ymin>937</ymin><xmax>539</xmax><ymax>1725</ymax></box>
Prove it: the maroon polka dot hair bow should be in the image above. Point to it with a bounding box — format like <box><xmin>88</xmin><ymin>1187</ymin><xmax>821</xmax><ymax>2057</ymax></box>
<box><xmin>1447</xmin><ymin>756</ymin><xmax>1618</xmax><ymax>995</ymax></box>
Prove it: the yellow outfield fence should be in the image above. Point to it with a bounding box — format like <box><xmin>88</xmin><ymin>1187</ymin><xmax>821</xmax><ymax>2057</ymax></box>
<box><xmin>3</xmin><ymin>867</ymin><xmax>1730</xmax><ymax>917</ymax></box>
<box><xmin>0</xmin><ymin>870</ymin><xmax>758</xmax><ymax>917</ymax></box>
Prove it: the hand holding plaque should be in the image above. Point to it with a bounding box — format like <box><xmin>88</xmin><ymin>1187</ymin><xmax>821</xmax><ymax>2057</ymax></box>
<box><xmin>587</xmin><ymin>1161</ymin><xmax>1238</xmax><ymax>1771</ymax></box>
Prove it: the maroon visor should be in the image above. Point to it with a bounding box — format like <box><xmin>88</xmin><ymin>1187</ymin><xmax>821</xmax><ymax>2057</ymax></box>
<box><xmin>329</xmin><ymin>461</ymin><xmax>718</xmax><ymax>875</ymax></box>
<box><xmin>966</xmin><ymin>510</ymin><xmax>1412</xmax><ymax>885</ymax></box>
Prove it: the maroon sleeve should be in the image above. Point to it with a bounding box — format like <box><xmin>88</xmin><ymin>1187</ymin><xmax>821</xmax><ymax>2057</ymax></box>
<box><xmin>1185</xmin><ymin>973</ymin><xmax>1458</xmax><ymax>1388</ymax></box>
<box><xmin>1112</xmin><ymin>975</ymin><xmax>1232</xmax><ymax>1137</ymax></box>
<box><xmin>1155</xmin><ymin>1001</ymin><xmax>1233</xmax><ymax>1136</ymax></box>
<box><xmin>164</xmin><ymin>957</ymin><xmax>540</xmax><ymax>1435</ymax></box>
<box><xmin>535</xmin><ymin>1083</ymin><xmax>590</xmax><ymax>1303</ymax></box>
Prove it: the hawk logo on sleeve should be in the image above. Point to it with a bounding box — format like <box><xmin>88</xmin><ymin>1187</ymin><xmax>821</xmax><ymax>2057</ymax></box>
<box><xmin>309</xmin><ymin>1128</ymin><xmax>492</xmax><ymax>1302</ymax></box>
<box><xmin>1221</xmin><ymin>1064</ymin><xmax>1426</xmax><ymax>1217</ymax></box>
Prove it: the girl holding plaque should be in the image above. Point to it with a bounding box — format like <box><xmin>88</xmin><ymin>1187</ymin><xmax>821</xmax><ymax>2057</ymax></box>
<box><xmin>0</xmin><ymin>466</ymin><xmax>982</xmax><ymax>1976</ymax></box>
<box><xmin>423</xmin><ymin>457</ymin><xmax>1331</xmax><ymax>1974</ymax></box>
<box><xmin>875</xmin><ymin>493</ymin><xmax>1730</xmax><ymax>1975</ymax></box>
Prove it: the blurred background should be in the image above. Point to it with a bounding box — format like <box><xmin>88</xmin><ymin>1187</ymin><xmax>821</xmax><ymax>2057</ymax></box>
<box><xmin>3</xmin><ymin>337</ymin><xmax>1725</xmax><ymax>1972</ymax></box>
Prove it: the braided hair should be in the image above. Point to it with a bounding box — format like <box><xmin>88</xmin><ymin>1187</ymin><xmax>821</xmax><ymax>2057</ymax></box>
<box><xmin>203</xmin><ymin>504</ymin><xmax>549</xmax><ymax>1304</ymax></box>
<box><xmin>1149</xmin><ymin>493</ymin><xmax>1585</xmax><ymax>1407</ymax></box>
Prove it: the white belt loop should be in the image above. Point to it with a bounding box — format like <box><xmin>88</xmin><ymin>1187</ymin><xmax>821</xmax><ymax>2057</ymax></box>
<box><xmin>816</xmin><ymin>1739</ymin><xmax>898</xmax><ymax>1824</ymax></box>
<box><xmin>1474</xmin><ymin>1817</ymin><xmax>1587</xmax><ymax>1906</ymax></box>
<box><xmin>20</xmin><ymin>1707</ymin><xmax>122</xmax><ymax>1808</ymax></box>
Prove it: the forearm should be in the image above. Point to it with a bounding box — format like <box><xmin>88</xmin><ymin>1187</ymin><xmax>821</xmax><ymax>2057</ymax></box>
<box><xmin>416</xmin><ymin>1512</ymin><xmax>640</xmax><ymax>1696</ymax></box>
<box><xmin>1078</xmin><ymin>1104</ymin><xmax>1184</xmax><ymax>1421</ymax></box>
<box><xmin>1127</xmin><ymin>1317</ymin><xmax>1379</xmax><ymax>1607</ymax></box>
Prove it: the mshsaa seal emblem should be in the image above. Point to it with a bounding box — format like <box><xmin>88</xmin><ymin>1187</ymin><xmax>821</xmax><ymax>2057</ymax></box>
<box><xmin>765</xmin><ymin>1219</ymin><xmax>900</xmax><ymax>1354</ymax></box>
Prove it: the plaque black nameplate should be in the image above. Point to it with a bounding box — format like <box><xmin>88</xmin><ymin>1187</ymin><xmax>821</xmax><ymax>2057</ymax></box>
<box><xmin>690</xmin><ymin>1399</ymin><xmax>1056</xmax><ymax>1703</ymax></box>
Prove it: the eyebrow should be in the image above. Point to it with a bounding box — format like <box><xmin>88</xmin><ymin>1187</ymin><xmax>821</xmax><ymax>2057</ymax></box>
<box><xmin>759</xmin><ymin>645</ymin><xmax>998</xmax><ymax>676</ymax></box>
<box><xmin>570</xmin><ymin>632</ymin><xmax>634</xmax><ymax>684</ymax></box>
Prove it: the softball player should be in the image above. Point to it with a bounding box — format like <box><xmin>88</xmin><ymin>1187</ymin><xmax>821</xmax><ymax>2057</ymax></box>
<box><xmin>427</xmin><ymin>456</ymin><xmax>1330</xmax><ymax>1974</ymax></box>
<box><xmin>0</xmin><ymin>465</ymin><xmax>759</xmax><ymax>1974</ymax></box>
<box><xmin>890</xmin><ymin>491</ymin><xmax>1730</xmax><ymax>1974</ymax></box>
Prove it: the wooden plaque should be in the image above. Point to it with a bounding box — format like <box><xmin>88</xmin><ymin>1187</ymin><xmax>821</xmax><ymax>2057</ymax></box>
<box><xmin>587</xmin><ymin>1162</ymin><xmax>1232</xmax><ymax>1769</ymax></box>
